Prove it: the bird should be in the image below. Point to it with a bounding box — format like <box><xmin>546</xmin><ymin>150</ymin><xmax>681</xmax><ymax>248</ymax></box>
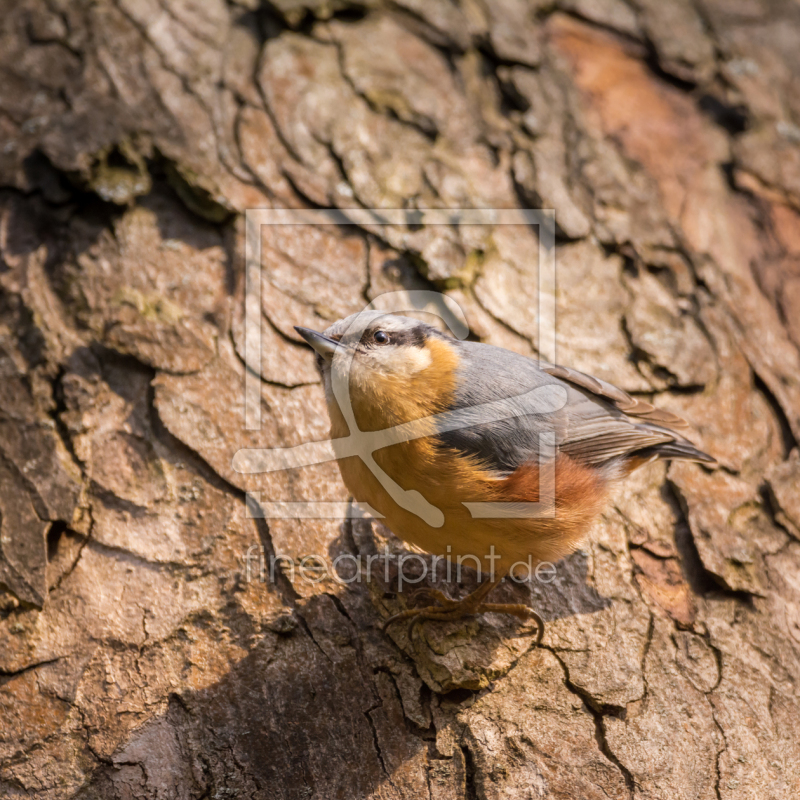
<box><xmin>295</xmin><ymin>311</ymin><xmax>714</xmax><ymax>640</ymax></box>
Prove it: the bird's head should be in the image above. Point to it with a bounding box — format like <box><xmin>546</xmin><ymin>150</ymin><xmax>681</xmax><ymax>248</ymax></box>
<box><xmin>295</xmin><ymin>312</ymin><xmax>459</xmax><ymax>427</ymax></box>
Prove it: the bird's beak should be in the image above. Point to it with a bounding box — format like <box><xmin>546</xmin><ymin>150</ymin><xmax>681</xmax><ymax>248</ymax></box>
<box><xmin>294</xmin><ymin>326</ymin><xmax>339</xmax><ymax>362</ymax></box>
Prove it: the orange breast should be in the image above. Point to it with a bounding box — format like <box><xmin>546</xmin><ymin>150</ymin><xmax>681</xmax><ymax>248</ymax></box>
<box><xmin>336</xmin><ymin>439</ymin><xmax>608</xmax><ymax>573</ymax></box>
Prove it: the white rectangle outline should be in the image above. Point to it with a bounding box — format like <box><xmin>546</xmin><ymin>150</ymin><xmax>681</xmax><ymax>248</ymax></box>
<box><xmin>243</xmin><ymin>208</ymin><xmax>556</xmax><ymax>519</ymax></box>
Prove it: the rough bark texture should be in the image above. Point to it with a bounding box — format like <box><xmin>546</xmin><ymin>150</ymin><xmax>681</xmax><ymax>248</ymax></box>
<box><xmin>1</xmin><ymin>1</ymin><xmax>800</xmax><ymax>798</ymax></box>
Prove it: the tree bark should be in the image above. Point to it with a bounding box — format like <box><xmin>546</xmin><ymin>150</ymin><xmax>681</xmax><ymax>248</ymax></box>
<box><xmin>1</xmin><ymin>1</ymin><xmax>800</xmax><ymax>798</ymax></box>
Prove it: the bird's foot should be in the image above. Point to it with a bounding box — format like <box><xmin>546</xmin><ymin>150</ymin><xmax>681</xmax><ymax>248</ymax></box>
<box><xmin>382</xmin><ymin>584</ymin><xmax>544</xmax><ymax>644</ymax></box>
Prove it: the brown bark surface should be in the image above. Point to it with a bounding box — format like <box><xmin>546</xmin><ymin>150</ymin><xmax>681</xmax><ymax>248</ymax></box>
<box><xmin>2</xmin><ymin>1</ymin><xmax>800</xmax><ymax>797</ymax></box>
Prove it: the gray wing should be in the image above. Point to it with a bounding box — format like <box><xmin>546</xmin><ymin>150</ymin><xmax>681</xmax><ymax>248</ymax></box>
<box><xmin>436</xmin><ymin>340</ymin><xmax>712</xmax><ymax>474</ymax></box>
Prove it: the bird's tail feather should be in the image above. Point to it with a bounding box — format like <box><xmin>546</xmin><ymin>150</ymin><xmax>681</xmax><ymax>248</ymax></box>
<box><xmin>638</xmin><ymin>440</ymin><xmax>716</xmax><ymax>464</ymax></box>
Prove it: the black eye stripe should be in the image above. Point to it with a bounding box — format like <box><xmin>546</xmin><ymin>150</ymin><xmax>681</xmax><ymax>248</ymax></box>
<box><xmin>401</xmin><ymin>328</ymin><xmax>428</xmax><ymax>347</ymax></box>
<box><xmin>353</xmin><ymin>325</ymin><xmax>432</xmax><ymax>348</ymax></box>
<box><xmin>374</xmin><ymin>328</ymin><xmax>426</xmax><ymax>347</ymax></box>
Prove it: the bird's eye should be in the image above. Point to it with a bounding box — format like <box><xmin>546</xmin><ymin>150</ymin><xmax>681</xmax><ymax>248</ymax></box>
<box><xmin>373</xmin><ymin>330</ymin><xmax>389</xmax><ymax>345</ymax></box>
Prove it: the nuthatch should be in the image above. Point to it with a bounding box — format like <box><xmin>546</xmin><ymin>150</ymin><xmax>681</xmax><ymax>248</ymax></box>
<box><xmin>296</xmin><ymin>312</ymin><xmax>713</xmax><ymax>638</ymax></box>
